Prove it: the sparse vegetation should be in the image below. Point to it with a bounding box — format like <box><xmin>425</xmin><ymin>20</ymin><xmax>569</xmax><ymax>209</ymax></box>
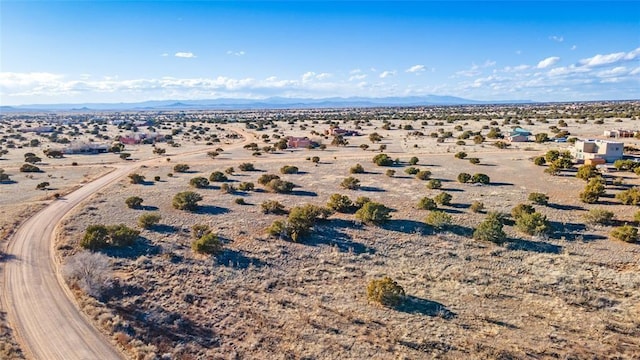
<box><xmin>340</xmin><ymin>176</ymin><xmax>361</xmax><ymax>190</ymax></box>
<box><xmin>326</xmin><ymin>193</ymin><xmax>354</xmax><ymax>213</ymax></box>
<box><xmin>280</xmin><ymin>165</ymin><xmax>299</xmax><ymax>174</ymax></box>
<box><xmin>473</xmin><ymin>212</ymin><xmax>507</xmax><ymax>244</ymax></box>
<box><xmin>125</xmin><ymin>196</ymin><xmax>143</xmax><ymax>209</ymax></box>
<box><xmin>528</xmin><ymin>192</ymin><xmax>549</xmax><ymax>205</ymax></box>
<box><xmin>417</xmin><ymin>197</ymin><xmax>437</xmax><ymax>210</ymax></box>
<box><xmin>424</xmin><ymin>210</ymin><xmax>452</xmax><ymax>230</ymax></box>
<box><xmin>173</xmin><ymin>163</ymin><xmax>190</xmax><ymax>173</ymax></box>
<box><xmin>610</xmin><ymin>225</ymin><xmax>638</xmax><ymax>243</ymax></box>
<box><xmin>138</xmin><ymin>213</ymin><xmax>161</xmax><ymax>229</ymax></box>
<box><xmin>80</xmin><ymin>224</ymin><xmax>139</xmax><ymax>250</ymax></box>
<box><xmin>583</xmin><ymin>208</ymin><xmax>615</xmax><ymax>225</ymax></box>
<box><xmin>367</xmin><ymin>277</ymin><xmax>405</xmax><ymax>307</ymax></box>
<box><xmin>350</xmin><ymin>163</ymin><xmax>365</xmax><ymax>174</ymax></box>
<box><xmin>172</xmin><ymin>191</ymin><xmax>203</xmax><ymax>211</ymax></box>
<box><xmin>355</xmin><ymin>202</ymin><xmax>392</xmax><ymax>224</ymax></box>
<box><xmin>434</xmin><ymin>192</ymin><xmax>452</xmax><ymax>206</ymax></box>
<box><xmin>190</xmin><ymin>176</ymin><xmax>210</xmax><ymax>188</ymax></box>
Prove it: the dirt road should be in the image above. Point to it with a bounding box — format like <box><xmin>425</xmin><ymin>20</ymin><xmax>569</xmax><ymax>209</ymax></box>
<box><xmin>2</xmin><ymin>166</ymin><xmax>130</xmax><ymax>359</ymax></box>
<box><xmin>1</xmin><ymin>127</ymin><xmax>255</xmax><ymax>359</ymax></box>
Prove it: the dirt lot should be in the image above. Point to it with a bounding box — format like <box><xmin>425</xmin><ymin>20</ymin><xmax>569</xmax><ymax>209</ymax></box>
<box><xmin>43</xmin><ymin>110</ymin><xmax>640</xmax><ymax>359</ymax></box>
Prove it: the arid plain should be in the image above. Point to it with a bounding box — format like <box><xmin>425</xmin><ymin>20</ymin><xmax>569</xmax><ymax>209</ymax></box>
<box><xmin>1</xmin><ymin>102</ymin><xmax>639</xmax><ymax>359</ymax></box>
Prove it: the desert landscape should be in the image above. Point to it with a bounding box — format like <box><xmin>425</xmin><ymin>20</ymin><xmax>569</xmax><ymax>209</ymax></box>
<box><xmin>1</xmin><ymin>102</ymin><xmax>639</xmax><ymax>359</ymax></box>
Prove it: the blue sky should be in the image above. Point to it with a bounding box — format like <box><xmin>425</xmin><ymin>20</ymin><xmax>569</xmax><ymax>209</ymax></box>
<box><xmin>1</xmin><ymin>1</ymin><xmax>638</xmax><ymax>105</ymax></box>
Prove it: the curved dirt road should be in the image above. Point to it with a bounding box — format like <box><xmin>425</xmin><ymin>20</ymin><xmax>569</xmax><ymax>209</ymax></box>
<box><xmin>1</xmin><ymin>127</ymin><xmax>254</xmax><ymax>359</ymax></box>
<box><xmin>2</xmin><ymin>166</ymin><xmax>132</xmax><ymax>359</ymax></box>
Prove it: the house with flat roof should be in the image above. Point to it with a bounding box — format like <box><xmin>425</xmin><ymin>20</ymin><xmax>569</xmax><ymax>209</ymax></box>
<box><xmin>572</xmin><ymin>139</ymin><xmax>624</xmax><ymax>163</ymax></box>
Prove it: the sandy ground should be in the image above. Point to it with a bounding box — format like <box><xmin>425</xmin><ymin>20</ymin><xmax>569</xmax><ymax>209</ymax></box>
<box><xmin>42</xmin><ymin>110</ymin><xmax>640</xmax><ymax>359</ymax></box>
<box><xmin>2</xmin><ymin>105</ymin><xmax>640</xmax><ymax>358</ymax></box>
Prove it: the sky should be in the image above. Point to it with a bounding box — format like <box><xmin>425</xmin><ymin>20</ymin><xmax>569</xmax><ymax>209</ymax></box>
<box><xmin>0</xmin><ymin>1</ymin><xmax>639</xmax><ymax>106</ymax></box>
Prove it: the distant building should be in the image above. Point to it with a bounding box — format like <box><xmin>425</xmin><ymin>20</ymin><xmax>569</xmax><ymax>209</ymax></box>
<box><xmin>118</xmin><ymin>132</ymin><xmax>164</xmax><ymax>145</ymax></box>
<box><xmin>604</xmin><ymin>129</ymin><xmax>635</xmax><ymax>138</ymax></box>
<box><xmin>325</xmin><ymin>127</ymin><xmax>359</xmax><ymax>136</ymax></box>
<box><xmin>507</xmin><ymin>128</ymin><xmax>531</xmax><ymax>142</ymax></box>
<box><xmin>62</xmin><ymin>142</ymin><xmax>109</xmax><ymax>154</ymax></box>
<box><xmin>572</xmin><ymin>139</ymin><xmax>624</xmax><ymax>163</ymax></box>
<box><xmin>287</xmin><ymin>136</ymin><xmax>313</xmax><ymax>148</ymax></box>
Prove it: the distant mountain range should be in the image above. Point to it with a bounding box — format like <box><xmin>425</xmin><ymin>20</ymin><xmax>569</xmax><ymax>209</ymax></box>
<box><xmin>0</xmin><ymin>95</ymin><xmax>534</xmax><ymax>112</ymax></box>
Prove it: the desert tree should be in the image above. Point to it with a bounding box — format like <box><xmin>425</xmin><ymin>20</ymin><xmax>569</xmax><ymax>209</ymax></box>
<box><xmin>63</xmin><ymin>251</ymin><xmax>112</xmax><ymax>298</ymax></box>
<box><xmin>367</xmin><ymin>277</ymin><xmax>405</xmax><ymax>307</ymax></box>
<box><xmin>473</xmin><ymin>212</ymin><xmax>507</xmax><ymax>244</ymax></box>
<box><xmin>172</xmin><ymin>191</ymin><xmax>203</xmax><ymax>211</ymax></box>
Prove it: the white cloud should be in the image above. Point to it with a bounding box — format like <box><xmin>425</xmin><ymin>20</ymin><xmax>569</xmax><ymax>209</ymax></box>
<box><xmin>175</xmin><ymin>52</ymin><xmax>196</xmax><ymax>58</ymax></box>
<box><xmin>537</xmin><ymin>56</ymin><xmax>560</xmax><ymax>69</ymax></box>
<box><xmin>570</xmin><ymin>45</ymin><xmax>577</xmax><ymax>51</ymax></box>
<box><xmin>0</xmin><ymin>72</ymin><xmax>64</xmax><ymax>87</ymax></box>
<box><xmin>226</xmin><ymin>50</ymin><xmax>245</xmax><ymax>56</ymax></box>
<box><xmin>597</xmin><ymin>66</ymin><xmax>628</xmax><ymax>78</ymax></box>
<box><xmin>579</xmin><ymin>47</ymin><xmax>640</xmax><ymax>67</ymax></box>
<box><xmin>549</xmin><ymin>35</ymin><xmax>564</xmax><ymax>42</ymax></box>
<box><xmin>349</xmin><ymin>69</ymin><xmax>362</xmax><ymax>74</ymax></box>
<box><xmin>349</xmin><ymin>74</ymin><xmax>367</xmax><ymax>81</ymax></box>
<box><xmin>302</xmin><ymin>72</ymin><xmax>316</xmax><ymax>82</ymax></box>
<box><xmin>316</xmin><ymin>73</ymin><xmax>332</xmax><ymax>80</ymax></box>
<box><xmin>379</xmin><ymin>70</ymin><xmax>396</xmax><ymax>78</ymax></box>
<box><xmin>406</xmin><ymin>65</ymin><xmax>425</xmax><ymax>73</ymax></box>
<box><xmin>483</xmin><ymin>60</ymin><xmax>496</xmax><ymax>68</ymax></box>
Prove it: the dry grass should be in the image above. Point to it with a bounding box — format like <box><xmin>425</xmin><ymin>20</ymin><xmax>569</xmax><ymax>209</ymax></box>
<box><xmin>50</xmin><ymin>114</ymin><xmax>640</xmax><ymax>359</ymax></box>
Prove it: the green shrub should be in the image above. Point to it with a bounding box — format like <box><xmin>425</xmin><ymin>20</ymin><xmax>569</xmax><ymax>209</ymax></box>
<box><xmin>173</xmin><ymin>164</ymin><xmax>190</xmax><ymax>173</ymax></box>
<box><xmin>209</xmin><ymin>171</ymin><xmax>228</xmax><ymax>182</ymax></box>
<box><xmin>515</xmin><ymin>212</ymin><xmax>550</xmax><ymax>236</ymax></box>
<box><xmin>404</xmin><ymin>167</ymin><xmax>420</xmax><ymax>175</ymax></box>
<box><xmin>583</xmin><ymin>208</ymin><xmax>615</xmax><ymax>225</ymax></box>
<box><xmin>138</xmin><ymin>213</ymin><xmax>161</xmax><ymax>229</ymax></box>
<box><xmin>415</xmin><ymin>170</ymin><xmax>432</xmax><ymax>180</ymax></box>
<box><xmin>425</xmin><ymin>210</ymin><xmax>452</xmax><ymax>230</ymax></box>
<box><xmin>408</xmin><ymin>156</ymin><xmax>419</xmax><ymax>165</ymax></box>
<box><xmin>225</xmin><ymin>167</ymin><xmax>235</xmax><ymax>175</ymax></box>
<box><xmin>610</xmin><ymin>225</ymin><xmax>638</xmax><ymax>243</ymax></box>
<box><xmin>426</xmin><ymin>179</ymin><xmax>442</xmax><ymax>189</ymax></box>
<box><xmin>635</xmin><ymin>210</ymin><xmax>640</xmax><ymax>223</ymax></box>
<box><xmin>385</xmin><ymin>169</ymin><xmax>395</xmax><ymax>177</ymax></box>
<box><xmin>511</xmin><ymin>203</ymin><xmax>535</xmax><ymax>219</ymax></box>
<box><xmin>434</xmin><ymin>192</ymin><xmax>452</xmax><ymax>206</ymax></box>
<box><xmin>80</xmin><ymin>225</ymin><xmax>109</xmax><ymax>250</ymax></box>
<box><xmin>615</xmin><ymin>187</ymin><xmax>640</xmax><ymax>205</ymax></box>
<box><xmin>473</xmin><ymin>212</ymin><xmax>507</xmax><ymax>244</ymax></box>
<box><xmin>468</xmin><ymin>157</ymin><xmax>480</xmax><ymax>164</ymax></box>
<box><xmin>576</xmin><ymin>165</ymin><xmax>600</xmax><ymax>181</ymax></box>
<box><xmin>470</xmin><ymin>201</ymin><xmax>484</xmax><ymax>213</ymax></box>
<box><xmin>533</xmin><ymin>156</ymin><xmax>546</xmax><ymax>166</ymax></box>
<box><xmin>340</xmin><ymin>176</ymin><xmax>361</xmax><ymax>190</ymax></box>
<box><xmin>154</xmin><ymin>176</ymin><xmax>161</xmax><ymax>182</ymax></box>
<box><xmin>367</xmin><ymin>277</ymin><xmax>405</xmax><ymax>307</ymax></box>
<box><xmin>81</xmin><ymin>224</ymin><xmax>140</xmax><ymax>250</ymax></box>
<box><xmin>36</xmin><ymin>181</ymin><xmax>50</xmax><ymax>190</ymax></box>
<box><xmin>261</xmin><ymin>200</ymin><xmax>286</xmax><ymax>214</ymax></box>
<box><xmin>269</xmin><ymin>204</ymin><xmax>331</xmax><ymax>241</ymax></box>
<box><xmin>192</xmin><ymin>233</ymin><xmax>223</xmax><ymax>254</ymax></box>
<box><xmin>417</xmin><ymin>197</ymin><xmax>437</xmax><ymax>210</ymax></box>
<box><xmin>354</xmin><ymin>196</ymin><xmax>371</xmax><ymax>209</ymax></box>
<box><xmin>20</xmin><ymin>163</ymin><xmax>41</xmax><ymax>173</ymax></box>
<box><xmin>257</xmin><ymin>174</ymin><xmax>280</xmax><ymax>185</ymax></box>
<box><xmin>372</xmin><ymin>153</ymin><xmax>393</xmax><ymax>166</ymax></box>
<box><xmin>125</xmin><ymin>196</ymin><xmax>143</xmax><ymax>209</ymax></box>
<box><xmin>327</xmin><ymin>193</ymin><xmax>354</xmax><ymax>213</ymax></box>
<box><xmin>0</xmin><ymin>169</ymin><xmax>10</xmax><ymax>182</ymax></box>
<box><xmin>172</xmin><ymin>191</ymin><xmax>203</xmax><ymax>211</ymax></box>
<box><xmin>580</xmin><ymin>177</ymin><xmax>606</xmax><ymax>204</ymax></box>
<box><xmin>350</xmin><ymin>163</ymin><xmax>365</xmax><ymax>174</ymax></box>
<box><xmin>265</xmin><ymin>179</ymin><xmax>295</xmax><ymax>193</ymax></box>
<box><xmin>191</xmin><ymin>224</ymin><xmax>212</xmax><ymax>240</ymax></box>
<box><xmin>355</xmin><ymin>202</ymin><xmax>392</xmax><ymax>224</ymax></box>
<box><xmin>280</xmin><ymin>165</ymin><xmax>299</xmax><ymax>174</ymax></box>
<box><xmin>457</xmin><ymin>172</ymin><xmax>471</xmax><ymax>183</ymax></box>
<box><xmin>220</xmin><ymin>183</ymin><xmax>236</xmax><ymax>193</ymax></box>
<box><xmin>528</xmin><ymin>192</ymin><xmax>549</xmax><ymax>205</ymax></box>
<box><xmin>471</xmin><ymin>173</ymin><xmax>490</xmax><ymax>184</ymax></box>
<box><xmin>238</xmin><ymin>162</ymin><xmax>256</xmax><ymax>171</ymax></box>
<box><xmin>234</xmin><ymin>198</ymin><xmax>247</xmax><ymax>205</ymax></box>
<box><xmin>238</xmin><ymin>182</ymin><xmax>255</xmax><ymax>191</ymax></box>
<box><xmin>190</xmin><ymin>176</ymin><xmax>210</xmax><ymax>188</ymax></box>
<box><xmin>455</xmin><ymin>151</ymin><xmax>467</xmax><ymax>159</ymax></box>
<box><xmin>128</xmin><ymin>173</ymin><xmax>145</xmax><ymax>184</ymax></box>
